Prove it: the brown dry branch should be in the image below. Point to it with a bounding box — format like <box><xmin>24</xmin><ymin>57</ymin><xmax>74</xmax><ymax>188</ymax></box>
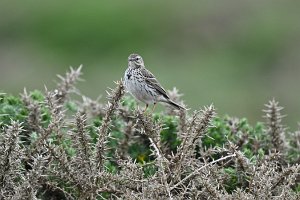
<box><xmin>69</xmin><ymin>112</ymin><xmax>93</xmax><ymax>172</ymax></box>
<box><xmin>118</xmin><ymin>120</ymin><xmax>134</xmax><ymax>159</ymax></box>
<box><xmin>13</xmin><ymin>154</ymin><xmax>49</xmax><ymax>199</ymax></box>
<box><xmin>170</xmin><ymin>153</ymin><xmax>236</xmax><ymax>191</ymax></box>
<box><xmin>185</xmin><ymin>104</ymin><xmax>216</xmax><ymax>154</ymax></box>
<box><xmin>30</xmin><ymin>89</ymin><xmax>64</xmax><ymax>153</ymax></box>
<box><xmin>136</xmin><ymin>110</ymin><xmax>162</xmax><ymax>151</ymax></box>
<box><xmin>170</xmin><ymin>105</ymin><xmax>216</xmax><ymax>186</ymax></box>
<box><xmin>93</xmin><ymin>80</ymin><xmax>125</xmax><ymax>176</ymax></box>
<box><xmin>0</xmin><ymin>121</ymin><xmax>24</xmax><ymax>198</ymax></box>
<box><xmin>271</xmin><ymin>164</ymin><xmax>300</xmax><ymax>191</ymax></box>
<box><xmin>21</xmin><ymin>88</ymin><xmax>42</xmax><ymax>134</ymax></box>
<box><xmin>263</xmin><ymin>99</ymin><xmax>286</xmax><ymax>152</ymax></box>
<box><xmin>80</xmin><ymin>95</ymin><xmax>105</xmax><ymax>118</ymax></box>
<box><xmin>55</xmin><ymin>65</ymin><xmax>83</xmax><ymax>105</ymax></box>
<box><xmin>135</xmin><ymin>110</ymin><xmax>173</xmax><ymax>198</ymax></box>
<box><xmin>1</xmin><ymin>66</ymin><xmax>299</xmax><ymax>199</ymax></box>
<box><xmin>166</xmin><ymin>88</ymin><xmax>188</xmax><ymax>135</ymax></box>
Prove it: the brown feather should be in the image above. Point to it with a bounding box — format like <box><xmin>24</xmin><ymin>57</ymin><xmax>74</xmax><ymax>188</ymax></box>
<box><xmin>140</xmin><ymin>67</ymin><xmax>169</xmax><ymax>100</ymax></box>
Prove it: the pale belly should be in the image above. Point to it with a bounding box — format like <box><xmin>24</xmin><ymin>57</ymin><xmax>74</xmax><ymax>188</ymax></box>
<box><xmin>125</xmin><ymin>75</ymin><xmax>156</xmax><ymax>105</ymax></box>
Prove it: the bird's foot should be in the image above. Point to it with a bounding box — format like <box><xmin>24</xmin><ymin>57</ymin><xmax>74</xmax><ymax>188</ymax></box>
<box><xmin>151</xmin><ymin>103</ymin><xmax>157</xmax><ymax>113</ymax></box>
<box><xmin>142</xmin><ymin>104</ymin><xmax>149</xmax><ymax>114</ymax></box>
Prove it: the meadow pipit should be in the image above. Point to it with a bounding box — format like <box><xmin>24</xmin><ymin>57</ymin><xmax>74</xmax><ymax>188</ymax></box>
<box><xmin>124</xmin><ymin>53</ymin><xmax>185</xmax><ymax>112</ymax></box>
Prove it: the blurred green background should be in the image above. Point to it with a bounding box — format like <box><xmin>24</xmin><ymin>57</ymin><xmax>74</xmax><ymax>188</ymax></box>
<box><xmin>0</xmin><ymin>1</ymin><xmax>299</xmax><ymax>128</ymax></box>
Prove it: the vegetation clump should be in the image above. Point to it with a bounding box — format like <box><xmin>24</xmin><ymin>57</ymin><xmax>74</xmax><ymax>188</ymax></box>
<box><xmin>0</xmin><ymin>67</ymin><xmax>299</xmax><ymax>199</ymax></box>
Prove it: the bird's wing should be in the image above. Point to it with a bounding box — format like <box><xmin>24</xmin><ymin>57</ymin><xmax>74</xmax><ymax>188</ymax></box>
<box><xmin>140</xmin><ymin>67</ymin><xmax>169</xmax><ymax>99</ymax></box>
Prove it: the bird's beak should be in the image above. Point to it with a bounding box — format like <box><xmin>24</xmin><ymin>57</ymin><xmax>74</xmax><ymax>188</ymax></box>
<box><xmin>128</xmin><ymin>58</ymin><xmax>134</xmax><ymax>62</ymax></box>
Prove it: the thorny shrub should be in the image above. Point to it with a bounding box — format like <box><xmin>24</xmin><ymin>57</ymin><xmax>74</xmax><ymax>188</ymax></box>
<box><xmin>0</xmin><ymin>67</ymin><xmax>299</xmax><ymax>199</ymax></box>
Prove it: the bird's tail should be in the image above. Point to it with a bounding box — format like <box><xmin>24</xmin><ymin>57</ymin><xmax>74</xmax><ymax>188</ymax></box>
<box><xmin>166</xmin><ymin>99</ymin><xmax>186</xmax><ymax>110</ymax></box>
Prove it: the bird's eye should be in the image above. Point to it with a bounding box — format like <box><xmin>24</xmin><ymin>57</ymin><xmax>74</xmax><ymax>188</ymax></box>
<box><xmin>135</xmin><ymin>57</ymin><xmax>139</xmax><ymax>61</ymax></box>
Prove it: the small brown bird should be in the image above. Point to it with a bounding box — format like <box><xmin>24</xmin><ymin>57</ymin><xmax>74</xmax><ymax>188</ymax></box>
<box><xmin>124</xmin><ymin>53</ymin><xmax>185</xmax><ymax>112</ymax></box>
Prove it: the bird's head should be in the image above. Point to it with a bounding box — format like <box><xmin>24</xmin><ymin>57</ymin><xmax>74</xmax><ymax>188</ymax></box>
<box><xmin>128</xmin><ymin>53</ymin><xmax>144</xmax><ymax>68</ymax></box>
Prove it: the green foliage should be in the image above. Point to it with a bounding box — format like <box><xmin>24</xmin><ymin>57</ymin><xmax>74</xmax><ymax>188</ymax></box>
<box><xmin>128</xmin><ymin>142</ymin><xmax>152</xmax><ymax>163</ymax></box>
<box><xmin>30</xmin><ymin>90</ymin><xmax>45</xmax><ymax>102</ymax></box>
<box><xmin>65</xmin><ymin>101</ymin><xmax>78</xmax><ymax>113</ymax></box>
<box><xmin>143</xmin><ymin>164</ymin><xmax>157</xmax><ymax>178</ymax></box>
<box><xmin>0</xmin><ymin>85</ymin><xmax>299</xmax><ymax>199</ymax></box>
<box><xmin>203</xmin><ymin>116</ymin><xmax>267</xmax><ymax>160</ymax></box>
<box><xmin>157</xmin><ymin>114</ymin><xmax>181</xmax><ymax>153</ymax></box>
<box><xmin>30</xmin><ymin>90</ymin><xmax>52</xmax><ymax>126</ymax></box>
<box><xmin>295</xmin><ymin>184</ymin><xmax>300</xmax><ymax>193</ymax></box>
<box><xmin>223</xmin><ymin>167</ymin><xmax>239</xmax><ymax>193</ymax></box>
<box><xmin>0</xmin><ymin>93</ymin><xmax>28</xmax><ymax>127</ymax></box>
<box><xmin>202</xmin><ymin>117</ymin><xmax>228</xmax><ymax>148</ymax></box>
<box><xmin>0</xmin><ymin>92</ymin><xmax>297</xmax><ymax>167</ymax></box>
<box><xmin>121</xmin><ymin>96</ymin><xmax>137</xmax><ymax>111</ymax></box>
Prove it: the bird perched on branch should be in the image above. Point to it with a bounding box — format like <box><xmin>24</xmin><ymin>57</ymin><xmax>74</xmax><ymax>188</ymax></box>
<box><xmin>124</xmin><ymin>53</ymin><xmax>185</xmax><ymax>112</ymax></box>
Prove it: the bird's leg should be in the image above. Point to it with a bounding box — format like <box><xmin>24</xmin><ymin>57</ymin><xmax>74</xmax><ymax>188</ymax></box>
<box><xmin>143</xmin><ymin>104</ymin><xmax>148</xmax><ymax>113</ymax></box>
<box><xmin>151</xmin><ymin>103</ymin><xmax>157</xmax><ymax>113</ymax></box>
